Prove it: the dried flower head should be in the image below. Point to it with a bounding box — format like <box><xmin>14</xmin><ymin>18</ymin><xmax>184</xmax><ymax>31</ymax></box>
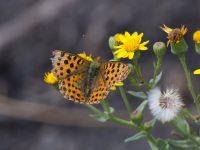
<box><xmin>161</xmin><ymin>25</ymin><xmax>188</xmax><ymax>46</ymax></box>
<box><xmin>148</xmin><ymin>87</ymin><xmax>184</xmax><ymax>123</ymax></box>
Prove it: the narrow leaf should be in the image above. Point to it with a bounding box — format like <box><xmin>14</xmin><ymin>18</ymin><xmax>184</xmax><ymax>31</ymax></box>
<box><xmin>168</xmin><ymin>139</ymin><xmax>196</xmax><ymax>149</ymax></box>
<box><xmin>136</xmin><ymin>100</ymin><xmax>148</xmax><ymax>112</ymax></box>
<box><xmin>89</xmin><ymin>113</ymin><xmax>109</xmax><ymax>122</ymax></box>
<box><xmin>128</xmin><ymin>91</ymin><xmax>147</xmax><ymax>100</ymax></box>
<box><xmin>171</xmin><ymin>116</ymin><xmax>191</xmax><ymax>136</ymax></box>
<box><xmin>149</xmin><ymin>72</ymin><xmax>162</xmax><ymax>87</ymax></box>
<box><xmin>124</xmin><ymin>131</ymin><xmax>146</xmax><ymax>143</ymax></box>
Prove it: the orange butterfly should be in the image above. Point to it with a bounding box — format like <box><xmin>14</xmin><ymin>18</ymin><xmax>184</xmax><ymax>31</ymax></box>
<box><xmin>51</xmin><ymin>50</ymin><xmax>130</xmax><ymax>104</ymax></box>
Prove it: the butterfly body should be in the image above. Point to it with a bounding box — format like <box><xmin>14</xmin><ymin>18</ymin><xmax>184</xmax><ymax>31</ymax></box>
<box><xmin>85</xmin><ymin>60</ymin><xmax>101</xmax><ymax>98</ymax></box>
<box><xmin>51</xmin><ymin>50</ymin><xmax>130</xmax><ymax>104</ymax></box>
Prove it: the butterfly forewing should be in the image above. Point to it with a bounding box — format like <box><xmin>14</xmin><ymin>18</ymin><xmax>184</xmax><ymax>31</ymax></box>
<box><xmin>100</xmin><ymin>62</ymin><xmax>130</xmax><ymax>88</ymax></box>
<box><xmin>59</xmin><ymin>72</ymin><xmax>87</xmax><ymax>103</ymax></box>
<box><xmin>51</xmin><ymin>50</ymin><xmax>90</xmax><ymax>80</ymax></box>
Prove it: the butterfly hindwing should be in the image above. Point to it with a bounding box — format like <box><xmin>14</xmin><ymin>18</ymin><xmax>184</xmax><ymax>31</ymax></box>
<box><xmin>87</xmin><ymin>62</ymin><xmax>129</xmax><ymax>104</ymax></box>
<box><xmin>87</xmin><ymin>75</ymin><xmax>109</xmax><ymax>104</ymax></box>
<box><xmin>100</xmin><ymin>62</ymin><xmax>130</xmax><ymax>88</ymax></box>
<box><xmin>51</xmin><ymin>50</ymin><xmax>90</xmax><ymax>80</ymax></box>
<box><xmin>59</xmin><ymin>72</ymin><xmax>87</xmax><ymax>103</ymax></box>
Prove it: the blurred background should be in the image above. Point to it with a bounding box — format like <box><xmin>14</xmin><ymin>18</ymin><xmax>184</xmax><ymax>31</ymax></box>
<box><xmin>0</xmin><ymin>0</ymin><xmax>200</xmax><ymax>149</ymax></box>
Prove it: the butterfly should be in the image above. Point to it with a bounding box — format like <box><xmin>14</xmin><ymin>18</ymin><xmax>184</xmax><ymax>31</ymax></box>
<box><xmin>51</xmin><ymin>50</ymin><xmax>130</xmax><ymax>104</ymax></box>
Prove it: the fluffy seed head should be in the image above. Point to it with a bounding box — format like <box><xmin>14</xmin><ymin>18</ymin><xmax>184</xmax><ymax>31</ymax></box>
<box><xmin>148</xmin><ymin>87</ymin><xmax>184</xmax><ymax>123</ymax></box>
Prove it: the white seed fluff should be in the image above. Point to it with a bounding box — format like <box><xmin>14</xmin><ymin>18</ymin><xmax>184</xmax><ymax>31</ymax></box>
<box><xmin>148</xmin><ymin>87</ymin><xmax>184</xmax><ymax>123</ymax></box>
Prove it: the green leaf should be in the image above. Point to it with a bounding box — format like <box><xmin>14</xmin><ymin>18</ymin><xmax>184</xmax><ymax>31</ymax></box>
<box><xmin>136</xmin><ymin>100</ymin><xmax>148</xmax><ymax>112</ymax></box>
<box><xmin>157</xmin><ymin>139</ymin><xmax>169</xmax><ymax>150</ymax></box>
<box><xmin>124</xmin><ymin>131</ymin><xmax>146</xmax><ymax>143</ymax></box>
<box><xmin>171</xmin><ymin>116</ymin><xmax>191</xmax><ymax>136</ymax></box>
<box><xmin>149</xmin><ymin>72</ymin><xmax>162</xmax><ymax>87</ymax></box>
<box><xmin>108</xmin><ymin>106</ymin><xmax>114</xmax><ymax>113</ymax></box>
<box><xmin>168</xmin><ymin>139</ymin><xmax>196</xmax><ymax>149</ymax></box>
<box><xmin>128</xmin><ymin>91</ymin><xmax>147</xmax><ymax>100</ymax></box>
<box><xmin>148</xmin><ymin>138</ymin><xmax>159</xmax><ymax>150</ymax></box>
<box><xmin>89</xmin><ymin>113</ymin><xmax>109</xmax><ymax>122</ymax></box>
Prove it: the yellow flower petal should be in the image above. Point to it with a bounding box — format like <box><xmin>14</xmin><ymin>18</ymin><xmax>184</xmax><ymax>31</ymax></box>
<box><xmin>110</xmin><ymin>82</ymin><xmax>124</xmax><ymax>90</ymax></box>
<box><xmin>139</xmin><ymin>45</ymin><xmax>148</xmax><ymax>50</ymax></box>
<box><xmin>44</xmin><ymin>72</ymin><xmax>58</xmax><ymax>85</ymax></box>
<box><xmin>128</xmin><ymin>52</ymin><xmax>134</xmax><ymax>59</ymax></box>
<box><xmin>78</xmin><ymin>52</ymin><xmax>93</xmax><ymax>62</ymax></box>
<box><xmin>193</xmin><ymin>30</ymin><xmax>200</xmax><ymax>43</ymax></box>
<box><xmin>125</xmin><ymin>31</ymin><xmax>131</xmax><ymax>38</ymax></box>
<box><xmin>194</xmin><ymin>69</ymin><xmax>200</xmax><ymax>74</ymax></box>
<box><xmin>110</xmin><ymin>86</ymin><xmax>117</xmax><ymax>90</ymax></box>
<box><xmin>160</xmin><ymin>24</ymin><xmax>173</xmax><ymax>33</ymax></box>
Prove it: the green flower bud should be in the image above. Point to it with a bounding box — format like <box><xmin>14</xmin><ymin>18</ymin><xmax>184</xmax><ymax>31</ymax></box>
<box><xmin>143</xmin><ymin>122</ymin><xmax>152</xmax><ymax>132</ymax></box>
<box><xmin>170</xmin><ymin>39</ymin><xmax>188</xmax><ymax>55</ymax></box>
<box><xmin>195</xmin><ymin>43</ymin><xmax>200</xmax><ymax>55</ymax></box>
<box><xmin>153</xmin><ymin>42</ymin><xmax>167</xmax><ymax>58</ymax></box>
<box><xmin>131</xmin><ymin>110</ymin><xmax>143</xmax><ymax>125</ymax></box>
<box><xmin>108</xmin><ymin>36</ymin><xmax>115</xmax><ymax>50</ymax></box>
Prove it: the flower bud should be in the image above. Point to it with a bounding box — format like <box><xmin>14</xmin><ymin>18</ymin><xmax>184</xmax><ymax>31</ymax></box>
<box><xmin>193</xmin><ymin>30</ymin><xmax>200</xmax><ymax>55</ymax></box>
<box><xmin>143</xmin><ymin>122</ymin><xmax>152</xmax><ymax>132</ymax></box>
<box><xmin>131</xmin><ymin>110</ymin><xmax>143</xmax><ymax>125</ymax></box>
<box><xmin>195</xmin><ymin>43</ymin><xmax>200</xmax><ymax>55</ymax></box>
<box><xmin>108</xmin><ymin>36</ymin><xmax>116</xmax><ymax>50</ymax></box>
<box><xmin>170</xmin><ymin>39</ymin><xmax>188</xmax><ymax>55</ymax></box>
<box><xmin>153</xmin><ymin>42</ymin><xmax>166</xmax><ymax>58</ymax></box>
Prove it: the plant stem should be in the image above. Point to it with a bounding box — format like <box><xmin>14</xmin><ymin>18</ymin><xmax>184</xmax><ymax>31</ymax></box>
<box><xmin>119</xmin><ymin>86</ymin><xmax>132</xmax><ymax>115</ymax></box>
<box><xmin>132</xmin><ymin>60</ymin><xmax>151</xmax><ymax>89</ymax></box>
<box><xmin>178</xmin><ymin>54</ymin><xmax>200</xmax><ymax>113</ymax></box>
<box><xmin>151</xmin><ymin>56</ymin><xmax>162</xmax><ymax>88</ymax></box>
<box><xmin>101</xmin><ymin>100</ymin><xmax>135</xmax><ymax>128</ymax></box>
<box><xmin>85</xmin><ymin>104</ymin><xmax>102</xmax><ymax>114</ymax></box>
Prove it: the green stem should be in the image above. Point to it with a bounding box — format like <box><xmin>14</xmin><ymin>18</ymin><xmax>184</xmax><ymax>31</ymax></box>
<box><xmin>181</xmin><ymin>108</ymin><xmax>195</xmax><ymax>122</ymax></box>
<box><xmin>151</xmin><ymin>56</ymin><xmax>162</xmax><ymax>88</ymax></box>
<box><xmin>132</xmin><ymin>60</ymin><xmax>151</xmax><ymax>89</ymax></box>
<box><xmin>110</xmin><ymin>116</ymin><xmax>135</xmax><ymax>127</ymax></box>
<box><xmin>100</xmin><ymin>100</ymin><xmax>110</xmax><ymax>113</ymax></box>
<box><xmin>85</xmin><ymin>104</ymin><xmax>102</xmax><ymax>114</ymax></box>
<box><xmin>147</xmin><ymin>134</ymin><xmax>159</xmax><ymax>150</ymax></box>
<box><xmin>178</xmin><ymin>54</ymin><xmax>200</xmax><ymax>113</ymax></box>
<box><xmin>119</xmin><ymin>86</ymin><xmax>132</xmax><ymax>115</ymax></box>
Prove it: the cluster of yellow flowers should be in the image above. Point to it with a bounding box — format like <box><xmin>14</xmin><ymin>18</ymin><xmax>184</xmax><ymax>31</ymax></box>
<box><xmin>44</xmin><ymin>25</ymin><xmax>200</xmax><ymax>85</ymax></box>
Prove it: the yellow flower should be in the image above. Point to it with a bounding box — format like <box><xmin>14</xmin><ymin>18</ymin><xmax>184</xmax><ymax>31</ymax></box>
<box><xmin>193</xmin><ymin>30</ymin><xmax>200</xmax><ymax>43</ymax></box>
<box><xmin>193</xmin><ymin>69</ymin><xmax>200</xmax><ymax>74</ymax></box>
<box><xmin>110</xmin><ymin>81</ymin><xmax>124</xmax><ymax>90</ymax></box>
<box><xmin>161</xmin><ymin>24</ymin><xmax>188</xmax><ymax>46</ymax></box>
<box><xmin>113</xmin><ymin>31</ymin><xmax>149</xmax><ymax>60</ymax></box>
<box><xmin>44</xmin><ymin>72</ymin><xmax>58</xmax><ymax>84</ymax></box>
<box><xmin>78</xmin><ymin>52</ymin><xmax>93</xmax><ymax>62</ymax></box>
<box><xmin>114</xmin><ymin>33</ymin><xmax>123</xmax><ymax>46</ymax></box>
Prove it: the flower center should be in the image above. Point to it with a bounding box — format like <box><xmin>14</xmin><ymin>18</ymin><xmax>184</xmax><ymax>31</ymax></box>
<box><xmin>124</xmin><ymin>39</ymin><xmax>139</xmax><ymax>51</ymax></box>
<box><xmin>159</xmin><ymin>96</ymin><xmax>174</xmax><ymax>109</ymax></box>
<box><xmin>168</xmin><ymin>28</ymin><xmax>182</xmax><ymax>42</ymax></box>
